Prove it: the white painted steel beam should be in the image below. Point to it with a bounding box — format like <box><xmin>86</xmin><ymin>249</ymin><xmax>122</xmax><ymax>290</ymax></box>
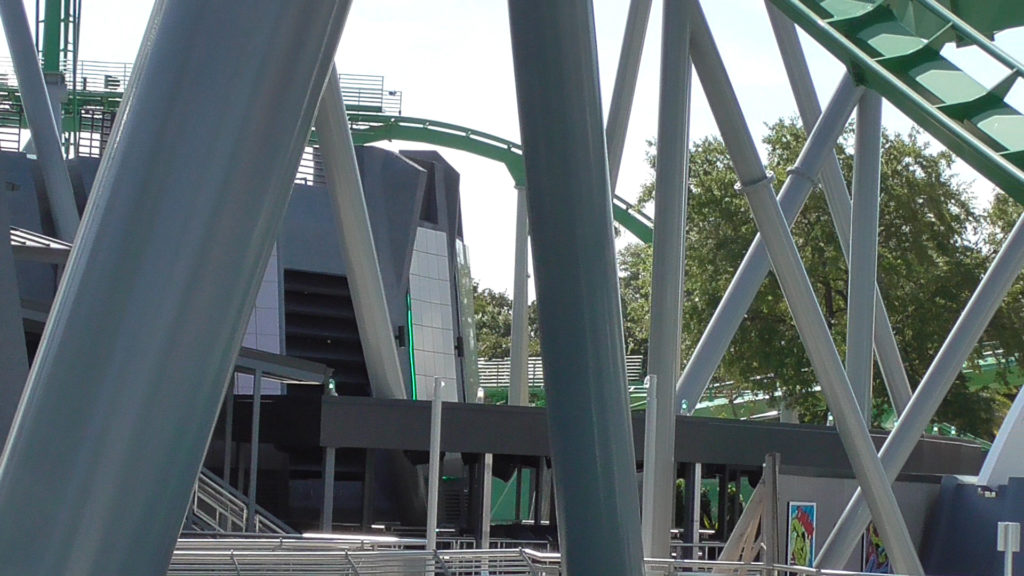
<box><xmin>980</xmin><ymin>388</ymin><xmax>1024</xmax><ymax>488</ymax></box>
<box><xmin>509</xmin><ymin>185</ymin><xmax>530</xmax><ymax>407</ymax></box>
<box><xmin>846</xmin><ymin>91</ymin><xmax>883</xmax><ymax>423</ymax></box>
<box><xmin>643</xmin><ymin>0</ymin><xmax>693</xmax><ymax>558</ymax></box>
<box><xmin>818</xmin><ymin>209</ymin><xmax>1024</xmax><ymax>566</ymax></box>
<box><xmin>606</xmin><ymin>0</ymin><xmax>653</xmax><ymax>193</ymax></box>
<box><xmin>688</xmin><ymin>7</ymin><xmax>922</xmax><ymax>572</ymax></box>
<box><xmin>315</xmin><ymin>66</ymin><xmax>407</xmax><ymax>400</ymax></box>
<box><xmin>766</xmin><ymin>2</ymin><xmax>913</xmax><ymax>415</ymax></box>
<box><xmin>676</xmin><ymin>4</ymin><xmax>864</xmax><ymax>414</ymax></box>
<box><xmin>739</xmin><ymin>177</ymin><xmax>924</xmax><ymax>576</ymax></box>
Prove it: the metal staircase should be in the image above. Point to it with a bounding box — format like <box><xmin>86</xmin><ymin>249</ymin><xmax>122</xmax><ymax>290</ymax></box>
<box><xmin>770</xmin><ymin>0</ymin><xmax>1024</xmax><ymax>204</ymax></box>
<box><xmin>184</xmin><ymin>468</ymin><xmax>294</xmax><ymax>535</ymax></box>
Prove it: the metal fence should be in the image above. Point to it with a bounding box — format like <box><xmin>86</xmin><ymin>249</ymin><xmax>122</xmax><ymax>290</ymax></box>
<box><xmin>478</xmin><ymin>355</ymin><xmax>645</xmax><ymax>388</ymax></box>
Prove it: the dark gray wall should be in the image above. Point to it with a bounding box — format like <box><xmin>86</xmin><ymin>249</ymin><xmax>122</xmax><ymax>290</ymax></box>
<box><xmin>922</xmin><ymin>476</ymin><xmax>1024</xmax><ymax>576</ymax></box>
<box><xmin>2</xmin><ymin>152</ymin><xmax>57</xmax><ymax>303</ymax></box>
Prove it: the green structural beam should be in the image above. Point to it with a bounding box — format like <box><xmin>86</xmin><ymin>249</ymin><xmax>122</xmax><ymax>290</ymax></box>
<box><xmin>41</xmin><ymin>0</ymin><xmax>62</xmax><ymax>74</ymax></box>
<box><xmin>769</xmin><ymin>0</ymin><xmax>1024</xmax><ymax>206</ymax></box>
<box><xmin>346</xmin><ymin>113</ymin><xmax>654</xmax><ymax>244</ymax></box>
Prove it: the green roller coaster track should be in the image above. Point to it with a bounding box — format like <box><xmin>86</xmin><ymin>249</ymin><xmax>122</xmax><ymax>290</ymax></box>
<box><xmin>0</xmin><ymin>94</ymin><xmax>655</xmax><ymax>243</ymax></box>
<box><xmin>342</xmin><ymin>113</ymin><xmax>654</xmax><ymax>244</ymax></box>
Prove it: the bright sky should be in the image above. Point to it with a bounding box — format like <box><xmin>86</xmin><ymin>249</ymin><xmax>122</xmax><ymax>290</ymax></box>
<box><xmin>4</xmin><ymin>1</ymin><xmax>1024</xmax><ymax>294</ymax></box>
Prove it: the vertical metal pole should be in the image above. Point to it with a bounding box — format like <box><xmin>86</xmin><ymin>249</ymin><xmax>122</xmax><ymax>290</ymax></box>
<box><xmin>534</xmin><ymin>456</ymin><xmax>545</xmax><ymax>522</ymax></box>
<box><xmin>717</xmin><ymin>469</ymin><xmax>728</xmax><ymax>540</ymax></box>
<box><xmin>738</xmin><ymin>172</ymin><xmax>924</xmax><ymax>576</ymax></box>
<box><xmin>765</xmin><ymin>3</ymin><xmax>913</xmax><ymax>415</ymax></box>
<box><xmin>321</xmin><ymin>446</ymin><xmax>336</xmax><ymax>532</ymax></box>
<box><xmin>222</xmin><ymin>378</ymin><xmax>233</xmax><ymax>484</ymax></box>
<box><xmin>509</xmin><ymin>185</ymin><xmax>530</xmax><ymax>407</ymax></box>
<box><xmin>0</xmin><ymin>2</ymin><xmax>348</xmax><ymax>574</ymax></box>
<box><xmin>644</xmin><ymin>0</ymin><xmax>693</xmax><ymax>557</ymax></box>
<box><xmin>361</xmin><ymin>449</ymin><xmax>375</xmax><ymax>530</ymax></box>
<box><xmin>0</xmin><ymin>0</ymin><xmax>79</xmax><ymax>241</ymax></box>
<box><xmin>481</xmin><ymin>452</ymin><xmax>493</xmax><ymax>548</ymax></box>
<box><xmin>846</xmin><ymin>91</ymin><xmax>883</xmax><ymax>424</ymax></box>
<box><xmin>514</xmin><ymin>466</ymin><xmax>523</xmax><ymax>523</ymax></box>
<box><xmin>816</xmin><ymin>210</ymin><xmax>1024</xmax><ymax>568</ymax></box>
<box><xmin>321</xmin><ymin>383</ymin><xmax>338</xmax><ymax>532</ymax></box>
<box><xmin>676</xmin><ymin>6</ymin><xmax>863</xmax><ymax>411</ymax></box>
<box><xmin>507</xmin><ymin>2</ymin><xmax>644</xmax><ymax>574</ymax></box>
<box><xmin>763</xmin><ymin>453</ymin><xmax>780</xmax><ymax>575</ymax></box>
<box><xmin>0</xmin><ymin>199</ymin><xmax>28</xmax><ymax>446</ymax></box>
<box><xmin>605</xmin><ymin>0</ymin><xmax>653</xmax><ymax>193</ymax></box>
<box><xmin>426</xmin><ymin>377</ymin><xmax>444</xmax><ymax>551</ymax></box>
<box><xmin>315</xmin><ymin>65</ymin><xmax>407</xmax><ymax>400</ymax></box>
<box><xmin>246</xmin><ymin>369</ymin><xmax>263</xmax><ymax>532</ymax></box>
<box><xmin>690</xmin><ymin>463</ymin><xmax>702</xmax><ymax>557</ymax></box>
<box><xmin>642</xmin><ymin>374</ymin><xmax>658</xmax><ymax>552</ymax></box>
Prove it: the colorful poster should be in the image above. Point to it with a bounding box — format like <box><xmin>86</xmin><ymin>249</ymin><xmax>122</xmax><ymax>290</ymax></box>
<box><xmin>862</xmin><ymin>521</ymin><xmax>892</xmax><ymax>573</ymax></box>
<box><xmin>787</xmin><ymin>502</ymin><xmax>816</xmax><ymax>567</ymax></box>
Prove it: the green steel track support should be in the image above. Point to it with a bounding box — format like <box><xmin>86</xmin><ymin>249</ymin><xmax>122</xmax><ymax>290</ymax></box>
<box><xmin>769</xmin><ymin>0</ymin><xmax>1024</xmax><ymax>205</ymax></box>
<box><xmin>345</xmin><ymin>113</ymin><xmax>654</xmax><ymax>243</ymax></box>
<box><xmin>40</xmin><ymin>0</ymin><xmax>62</xmax><ymax>74</ymax></box>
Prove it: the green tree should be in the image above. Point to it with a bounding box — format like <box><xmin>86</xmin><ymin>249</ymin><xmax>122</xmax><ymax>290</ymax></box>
<box><xmin>472</xmin><ymin>282</ymin><xmax>540</xmax><ymax>359</ymax></box>
<box><xmin>620</xmin><ymin>118</ymin><xmax>1018</xmax><ymax>437</ymax></box>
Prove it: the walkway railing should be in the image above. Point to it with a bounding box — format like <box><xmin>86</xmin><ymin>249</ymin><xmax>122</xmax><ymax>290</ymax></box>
<box><xmin>168</xmin><ymin>538</ymin><xmax>907</xmax><ymax>576</ymax></box>
<box><xmin>185</xmin><ymin>468</ymin><xmax>294</xmax><ymax>535</ymax></box>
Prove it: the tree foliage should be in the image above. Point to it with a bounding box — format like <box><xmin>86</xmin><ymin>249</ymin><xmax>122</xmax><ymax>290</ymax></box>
<box><xmin>620</xmin><ymin>118</ymin><xmax>1022</xmax><ymax>437</ymax></box>
<box><xmin>472</xmin><ymin>281</ymin><xmax>540</xmax><ymax>360</ymax></box>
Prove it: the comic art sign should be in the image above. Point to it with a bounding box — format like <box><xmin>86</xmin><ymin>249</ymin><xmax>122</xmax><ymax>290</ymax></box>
<box><xmin>787</xmin><ymin>502</ymin><xmax>816</xmax><ymax>567</ymax></box>
<box><xmin>863</xmin><ymin>521</ymin><xmax>892</xmax><ymax>573</ymax></box>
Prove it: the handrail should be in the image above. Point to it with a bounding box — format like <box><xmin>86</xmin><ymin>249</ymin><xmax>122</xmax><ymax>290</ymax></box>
<box><xmin>167</xmin><ymin>539</ymin><xmax>918</xmax><ymax>576</ymax></box>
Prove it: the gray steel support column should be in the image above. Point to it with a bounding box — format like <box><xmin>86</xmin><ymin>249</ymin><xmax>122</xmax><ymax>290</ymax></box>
<box><xmin>641</xmin><ymin>375</ymin><xmax>659</xmax><ymax>550</ymax></box>
<box><xmin>0</xmin><ymin>2</ymin><xmax>347</xmax><ymax>573</ymax></box>
<box><xmin>0</xmin><ymin>198</ymin><xmax>28</xmax><ymax>446</ymax></box>
<box><xmin>846</xmin><ymin>91</ymin><xmax>883</xmax><ymax>423</ymax></box>
<box><xmin>643</xmin><ymin>0</ymin><xmax>693</xmax><ymax>557</ymax></box>
<box><xmin>0</xmin><ymin>0</ymin><xmax>79</xmax><ymax>241</ymax></box>
<box><xmin>605</xmin><ymin>0</ymin><xmax>653</xmax><ymax>192</ymax></box>
<box><xmin>766</xmin><ymin>3</ymin><xmax>913</xmax><ymax>414</ymax></box>
<box><xmin>817</xmin><ymin>209</ymin><xmax>1024</xmax><ymax>567</ymax></box>
<box><xmin>763</xmin><ymin>453</ymin><xmax>780</xmax><ymax>574</ymax></box>
<box><xmin>481</xmin><ymin>452</ymin><xmax>493</xmax><ymax>548</ymax></box>
<box><xmin>321</xmin><ymin>446</ymin><xmax>336</xmax><ymax>532</ymax></box>
<box><xmin>509</xmin><ymin>185</ymin><xmax>530</xmax><ymax>407</ymax></box>
<box><xmin>315</xmin><ymin>64</ymin><xmax>406</xmax><ymax>399</ymax></box>
<box><xmin>507</xmin><ymin>2</ymin><xmax>644</xmax><ymax>574</ymax></box>
<box><xmin>676</xmin><ymin>5</ymin><xmax>863</xmax><ymax>412</ymax></box>
<box><xmin>321</xmin><ymin>383</ymin><xmax>338</xmax><ymax>532</ymax></box>
<box><xmin>222</xmin><ymin>380</ymin><xmax>233</xmax><ymax>484</ymax></box>
<box><xmin>739</xmin><ymin>176</ymin><xmax>923</xmax><ymax>576</ymax></box>
<box><xmin>246</xmin><ymin>369</ymin><xmax>263</xmax><ymax>532</ymax></box>
<box><xmin>361</xmin><ymin>449</ymin><xmax>375</xmax><ymax>530</ymax></box>
<box><xmin>426</xmin><ymin>377</ymin><xmax>444</xmax><ymax>551</ymax></box>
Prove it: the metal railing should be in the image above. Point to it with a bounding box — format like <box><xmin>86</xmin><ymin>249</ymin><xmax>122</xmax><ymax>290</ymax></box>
<box><xmin>168</xmin><ymin>537</ymin><xmax>910</xmax><ymax>576</ymax></box>
<box><xmin>186</xmin><ymin>468</ymin><xmax>293</xmax><ymax>536</ymax></box>
<box><xmin>478</xmin><ymin>355</ymin><xmax>645</xmax><ymax>388</ymax></box>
